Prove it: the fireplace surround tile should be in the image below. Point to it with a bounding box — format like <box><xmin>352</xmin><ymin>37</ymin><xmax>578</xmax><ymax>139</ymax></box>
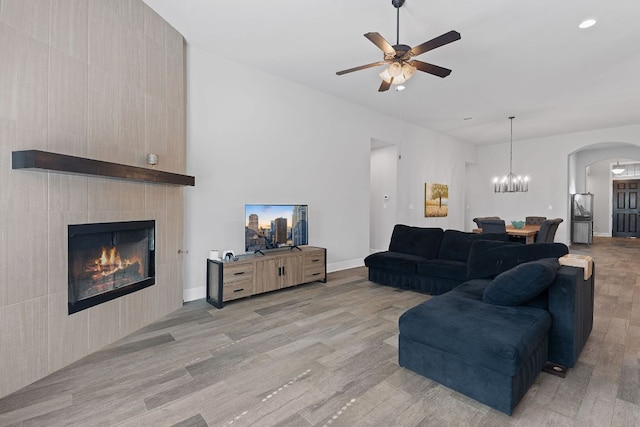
<box><xmin>88</xmin><ymin>178</ymin><xmax>121</xmax><ymax>211</ymax></box>
<box><xmin>145</xmin><ymin>37</ymin><xmax>165</xmax><ymax>102</ymax></box>
<box><xmin>119</xmin><ymin>284</ymin><xmax>158</xmax><ymax>338</ymax></box>
<box><xmin>87</xmin><ymin>67</ymin><xmax>120</xmax><ymax>159</ymax></box>
<box><xmin>7</xmin><ymin>211</ymin><xmax>48</xmax><ymax>305</ymax></box>
<box><xmin>0</xmin><ymin>217</ymin><xmax>6</xmax><ymax>308</ymax></box>
<box><xmin>48</xmin><ymin>128</ymin><xmax>87</xmax><ymax>159</ymax></box>
<box><xmin>49</xmin><ymin>48</ymin><xmax>87</xmax><ymax>137</ymax></box>
<box><xmin>88</xmin><ymin>0</ymin><xmax>120</xmax><ymax>77</ymax></box>
<box><xmin>0</xmin><ymin>296</ymin><xmax>48</xmax><ymax>398</ymax></box>
<box><xmin>50</xmin><ymin>0</ymin><xmax>89</xmax><ymax>62</ymax></box>
<box><xmin>145</xmin><ymin>185</ymin><xmax>167</xmax><ymax>211</ymax></box>
<box><xmin>48</xmin><ymin>290</ymin><xmax>89</xmax><ymax>372</ymax></box>
<box><xmin>119</xmin><ymin>24</ymin><xmax>145</xmax><ymax>90</ymax></box>
<box><xmin>87</xmin><ymin>297</ymin><xmax>121</xmax><ymax>353</ymax></box>
<box><xmin>0</xmin><ymin>0</ymin><xmax>50</xmax><ymax>44</ymax></box>
<box><xmin>0</xmin><ymin>26</ymin><xmax>49</xmax><ymax>129</ymax></box>
<box><xmin>119</xmin><ymin>180</ymin><xmax>146</xmax><ymax>211</ymax></box>
<box><xmin>143</xmin><ymin>5</ymin><xmax>165</xmax><ymax>47</ymax></box>
<box><xmin>48</xmin><ymin>174</ymin><xmax>88</xmax><ymax>213</ymax></box>
<box><xmin>119</xmin><ymin>83</ymin><xmax>145</xmax><ymax>151</ymax></box>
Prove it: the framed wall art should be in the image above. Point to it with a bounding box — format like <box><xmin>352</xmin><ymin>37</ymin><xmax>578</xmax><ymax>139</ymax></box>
<box><xmin>425</xmin><ymin>183</ymin><xmax>448</xmax><ymax>217</ymax></box>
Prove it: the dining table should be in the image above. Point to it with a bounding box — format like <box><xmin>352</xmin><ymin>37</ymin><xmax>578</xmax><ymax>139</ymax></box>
<box><xmin>473</xmin><ymin>224</ymin><xmax>541</xmax><ymax>244</ymax></box>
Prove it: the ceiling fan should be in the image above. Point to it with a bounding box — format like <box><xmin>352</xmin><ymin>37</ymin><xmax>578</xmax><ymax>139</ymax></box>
<box><xmin>336</xmin><ymin>0</ymin><xmax>461</xmax><ymax>92</ymax></box>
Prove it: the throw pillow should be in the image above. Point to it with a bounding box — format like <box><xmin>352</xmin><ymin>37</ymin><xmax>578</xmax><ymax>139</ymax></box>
<box><xmin>483</xmin><ymin>258</ymin><xmax>560</xmax><ymax>306</ymax></box>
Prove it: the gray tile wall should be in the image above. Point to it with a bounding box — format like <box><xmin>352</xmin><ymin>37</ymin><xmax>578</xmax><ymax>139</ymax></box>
<box><xmin>0</xmin><ymin>0</ymin><xmax>186</xmax><ymax>399</ymax></box>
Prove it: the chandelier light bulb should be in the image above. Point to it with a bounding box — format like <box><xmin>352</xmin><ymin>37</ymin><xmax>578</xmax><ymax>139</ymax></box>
<box><xmin>388</xmin><ymin>62</ymin><xmax>402</xmax><ymax>77</ymax></box>
<box><xmin>379</xmin><ymin>69</ymin><xmax>392</xmax><ymax>83</ymax></box>
<box><xmin>402</xmin><ymin>63</ymin><xmax>416</xmax><ymax>79</ymax></box>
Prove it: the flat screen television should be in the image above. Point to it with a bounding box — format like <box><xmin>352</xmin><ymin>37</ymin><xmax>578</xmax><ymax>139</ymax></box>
<box><xmin>245</xmin><ymin>204</ymin><xmax>308</xmax><ymax>253</ymax></box>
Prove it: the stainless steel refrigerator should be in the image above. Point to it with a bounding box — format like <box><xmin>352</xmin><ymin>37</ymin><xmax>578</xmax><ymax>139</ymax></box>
<box><xmin>571</xmin><ymin>193</ymin><xmax>593</xmax><ymax>244</ymax></box>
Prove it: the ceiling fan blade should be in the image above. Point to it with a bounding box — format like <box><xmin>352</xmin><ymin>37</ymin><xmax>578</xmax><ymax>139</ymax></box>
<box><xmin>364</xmin><ymin>32</ymin><xmax>395</xmax><ymax>55</ymax></box>
<box><xmin>407</xmin><ymin>30</ymin><xmax>461</xmax><ymax>58</ymax></box>
<box><xmin>411</xmin><ymin>60</ymin><xmax>452</xmax><ymax>78</ymax></box>
<box><xmin>336</xmin><ymin>61</ymin><xmax>387</xmax><ymax>76</ymax></box>
<box><xmin>378</xmin><ymin>78</ymin><xmax>392</xmax><ymax>92</ymax></box>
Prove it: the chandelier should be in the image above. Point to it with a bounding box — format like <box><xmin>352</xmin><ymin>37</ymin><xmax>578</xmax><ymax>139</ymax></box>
<box><xmin>493</xmin><ymin>116</ymin><xmax>529</xmax><ymax>193</ymax></box>
<box><xmin>611</xmin><ymin>159</ymin><xmax>625</xmax><ymax>175</ymax></box>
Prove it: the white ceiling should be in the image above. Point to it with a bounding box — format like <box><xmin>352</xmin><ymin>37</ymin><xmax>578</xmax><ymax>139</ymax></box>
<box><xmin>142</xmin><ymin>0</ymin><xmax>640</xmax><ymax>146</ymax></box>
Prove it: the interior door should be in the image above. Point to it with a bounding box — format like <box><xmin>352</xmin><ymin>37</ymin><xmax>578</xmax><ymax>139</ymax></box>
<box><xmin>613</xmin><ymin>180</ymin><xmax>640</xmax><ymax>237</ymax></box>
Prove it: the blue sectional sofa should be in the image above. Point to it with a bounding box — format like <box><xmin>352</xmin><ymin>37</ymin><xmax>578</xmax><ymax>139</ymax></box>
<box><xmin>364</xmin><ymin>225</ymin><xmax>510</xmax><ymax>295</ymax></box>
<box><xmin>365</xmin><ymin>225</ymin><xmax>595</xmax><ymax>415</ymax></box>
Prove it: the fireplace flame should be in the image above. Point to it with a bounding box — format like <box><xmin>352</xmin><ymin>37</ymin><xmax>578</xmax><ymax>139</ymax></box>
<box><xmin>87</xmin><ymin>246</ymin><xmax>143</xmax><ymax>280</ymax></box>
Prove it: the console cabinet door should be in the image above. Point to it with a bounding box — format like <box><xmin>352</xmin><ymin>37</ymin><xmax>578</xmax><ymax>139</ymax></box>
<box><xmin>280</xmin><ymin>254</ymin><xmax>303</xmax><ymax>288</ymax></box>
<box><xmin>254</xmin><ymin>258</ymin><xmax>280</xmax><ymax>294</ymax></box>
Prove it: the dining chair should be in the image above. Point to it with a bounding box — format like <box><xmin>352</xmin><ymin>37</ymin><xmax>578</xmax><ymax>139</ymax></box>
<box><xmin>535</xmin><ymin>218</ymin><xmax>564</xmax><ymax>243</ymax></box>
<box><xmin>525</xmin><ymin>216</ymin><xmax>547</xmax><ymax>225</ymax></box>
<box><xmin>473</xmin><ymin>216</ymin><xmax>501</xmax><ymax>228</ymax></box>
<box><xmin>479</xmin><ymin>219</ymin><xmax>507</xmax><ymax>234</ymax></box>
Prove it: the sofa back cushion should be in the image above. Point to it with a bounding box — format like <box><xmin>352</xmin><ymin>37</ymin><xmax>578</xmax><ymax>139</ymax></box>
<box><xmin>483</xmin><ymin>258</ymin><xmax>560</xmax><ymax>306</ymax></box>
<box><xmin>438</xmin><ymin>230</ymin><xmax>509</xmax><ymax>262</ymax></box>
<box><xmin>388</xmin><ymin>225</ymin><xmax>444</xmax><ymax>259</ymax></box>
<box><xmin>467</xmin><ymin>241</ymin><xmax>569</xmax><ymax>280</ymax></box>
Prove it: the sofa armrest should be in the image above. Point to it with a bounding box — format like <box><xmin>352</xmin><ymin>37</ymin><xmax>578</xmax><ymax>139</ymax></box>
<box><xmin>547</xmin><ymin>265</ymin><xmax>595</xmax><ymax>367</ymax></box>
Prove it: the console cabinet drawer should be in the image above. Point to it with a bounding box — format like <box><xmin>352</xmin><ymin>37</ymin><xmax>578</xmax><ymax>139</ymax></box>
<box><xmin>223</xmin><ymin>263</ymin><xmax>254</xmax><ymax>284</ymax></box>
<box><xmin>304</xmin><ymin>251</ymin><xmax>326</xmax><ymax>282</ymax></box>
<box><xmin>223</xmin><ymin>279</ymin><xmax>253</xmax><ymax>301</ymax></box>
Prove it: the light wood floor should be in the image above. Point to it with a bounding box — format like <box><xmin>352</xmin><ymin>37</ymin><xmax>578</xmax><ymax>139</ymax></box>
<box><xmin>1</xmin><ymin>237</ymin><xmax>639</xmax><ymax>426</ymax></box>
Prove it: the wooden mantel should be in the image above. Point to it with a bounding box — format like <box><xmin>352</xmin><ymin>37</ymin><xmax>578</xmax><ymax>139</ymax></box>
<box><xmin>12</xmin><ymin>150</ymin><xmax>195</xmax><ymax>186</ymax></box>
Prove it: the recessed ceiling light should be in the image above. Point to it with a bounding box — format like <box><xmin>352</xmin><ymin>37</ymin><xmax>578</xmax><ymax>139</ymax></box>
<box><xmin>579</xmin><ymin>19</ymin><xmax>596</xmax><ymax>29</ymax></box>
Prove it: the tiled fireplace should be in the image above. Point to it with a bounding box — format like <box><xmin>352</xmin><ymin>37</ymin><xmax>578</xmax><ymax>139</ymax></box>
<box><xmin>68</xmin><ymin>220</ymin><xmax>156</xmax><ymax>314</ymax></box>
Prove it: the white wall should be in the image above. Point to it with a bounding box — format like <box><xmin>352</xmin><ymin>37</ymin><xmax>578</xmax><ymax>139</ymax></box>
<box><xmin>466</xmin><ymin>124</ymin><xmax>640</xmax><ymax>244</ymax></box>
<box><xmin>585</xmin><ymin>162</ymin><xmax>611</xmax><ymax>235</ymax></box>
<box><xmin>183</xmin><ymin>46</ymin><xmax>476</xmax><ymax>300</ymax></box>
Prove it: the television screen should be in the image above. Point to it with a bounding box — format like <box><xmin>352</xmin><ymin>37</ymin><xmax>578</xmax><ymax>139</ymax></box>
<box><xmin>245</xmin><ymin>204</ymin><xmax>308</xmax><ymax>253</ymax></box>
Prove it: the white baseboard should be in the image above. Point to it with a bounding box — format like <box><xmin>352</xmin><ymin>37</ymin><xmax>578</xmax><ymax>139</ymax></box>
<box><xmin>593</xmin><ymin>232</ymin><xmax>610</xmax><ymax>237</ymax></box>
<box><xmin>183</xmin><ymin>286</ymin><xmax>206</xmax><ymax>303</ymax></box>
<box><xmin>327</xmin><ymin>258</ymin><xmax>364</xmax><ymax>273</ymax></box>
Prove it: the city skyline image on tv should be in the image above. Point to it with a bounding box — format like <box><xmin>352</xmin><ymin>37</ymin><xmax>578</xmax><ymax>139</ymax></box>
<box><xmin>245</xmin><ymin>204</ymin><xmax>308</xmax><ymax>253</ymax></box>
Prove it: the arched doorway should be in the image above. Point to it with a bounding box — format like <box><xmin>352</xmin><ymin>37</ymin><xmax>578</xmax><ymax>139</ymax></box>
<box><xmin>569</xmin><ymin>143</ymin><xmax>640</xmax><ymax>240</ymax></box>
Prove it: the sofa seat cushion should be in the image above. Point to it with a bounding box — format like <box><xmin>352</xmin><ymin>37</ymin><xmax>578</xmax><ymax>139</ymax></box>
<box><xmin>388</xmin><ymin>225</ymin><xmax>444</xmax><ymax>259</ymax></box>
<box><xmin>364</xmin><ymin>251</ymin><xmax>425</xmax><ymax>274</ymax></box>
<box><xmin>399</xmin><ymin>289</ymin><xmax>551</xmax><ymax>376</ymax></box>
<box><xmin>417</xmin><ymin>259</ymin><xmax>467</xmax><ymax>282</ymax></box>
<box><xmin>438</xmin><ymin>230</ymin><xmax>509</xmax><ymax>262</ymax></box>
<box><xmin>483</xmin><ymin>258</ymin><xmax>560</xmax><ymax>306</ymax></box>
